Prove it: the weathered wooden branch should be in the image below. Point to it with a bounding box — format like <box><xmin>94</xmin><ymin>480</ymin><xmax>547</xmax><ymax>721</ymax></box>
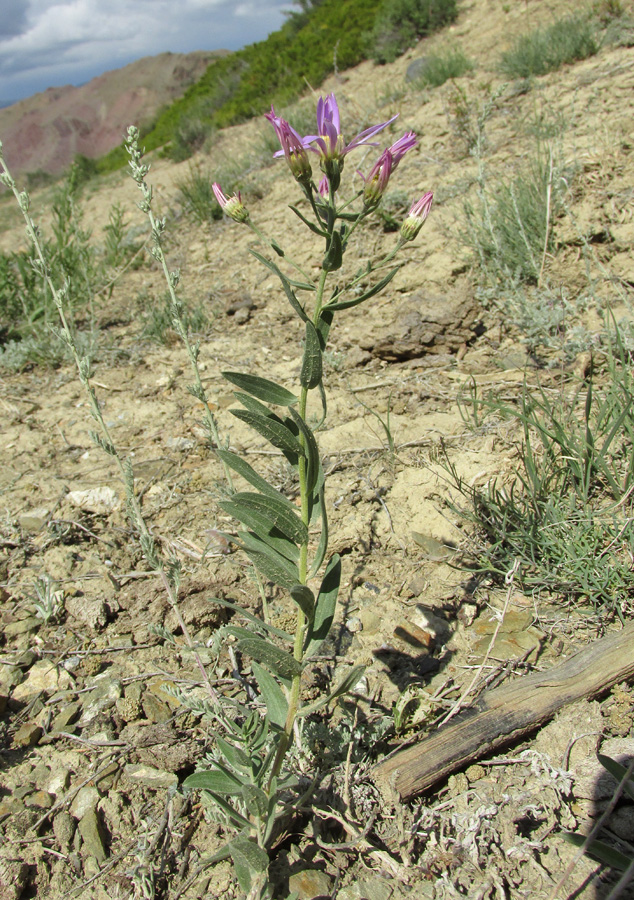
<box><xmin>373</xmin><ymin>621</ymin><xmax>634</xmax><ymax>801</ymax></box>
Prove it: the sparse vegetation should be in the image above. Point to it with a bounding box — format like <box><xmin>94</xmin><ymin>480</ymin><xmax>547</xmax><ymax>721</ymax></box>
<box><xmin>412</xmin><ymin>46</ymin><xmax>474</xmax><ymax>87</ymax></box>
<box><xmin>367</xmin><ymin>0</ymin><xmax>459</xmax><ymax>64</ymax></box>
<box><xmin>499</xmin><ymin>13</ymin><xmax>599</xmax><ymax>79</ymax></box>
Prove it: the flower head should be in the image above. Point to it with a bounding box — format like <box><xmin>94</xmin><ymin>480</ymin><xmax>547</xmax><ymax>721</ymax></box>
<box><xmin>362</xmin><ymin>149</ymin><xmax>393</xmax><ymax>208</ymax></box>
<box><xmin>264</xmin><ymin>107</ymin><xmax>312</xmax><ymax>185</ymax></box>
<box><xmin>307</xmin><ymin>94</ymin><xmax>398</xmax><ymax>179</ymax></box>
<box><xmin>401</xmin><ymin>192</ymin><xmax>433</xmax><ymax>242</ymax></box>
<box><xmin>386</xmin><ymin>131</ymin><xmax>417</xmax><ymax>168</ymax></box>
<box><xmin>212</xmin><ymin>183</ymin><xmax>249</xmax><ymax>224</ymax></box>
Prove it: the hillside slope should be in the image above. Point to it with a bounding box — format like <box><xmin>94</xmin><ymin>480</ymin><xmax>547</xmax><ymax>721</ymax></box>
<box><xmin>0</xmin><ymin>50</ymin><xmax>224</xmax><ymax>177</ymax></box>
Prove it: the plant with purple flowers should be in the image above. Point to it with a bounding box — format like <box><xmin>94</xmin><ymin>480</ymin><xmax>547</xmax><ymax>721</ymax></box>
<box><xmin>165</xmin><ymin>93</ymin><xmax>432</xmax><ymax>897</ymax></box>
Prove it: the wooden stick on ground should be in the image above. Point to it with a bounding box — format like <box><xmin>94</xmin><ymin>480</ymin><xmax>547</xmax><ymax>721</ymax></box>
<box><xmin>373</xmin><ymin>621</ymin><xmax>634</xmax><ymax>801</ymax></box>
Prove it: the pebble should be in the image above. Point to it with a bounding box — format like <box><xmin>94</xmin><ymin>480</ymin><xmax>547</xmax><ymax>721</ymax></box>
<box><xmin>345</xmin><ymin>616</ymin><xmax>363</xmax><ymax>633</ymax></box>
<box><xmin>18</xmin><ymin>507</ymin><xmax>50</xmax><ymax>532</ymax></box>
<box><xmin>123</xmin><ymin>764</ymin><xmax>178</xmax><ymax>790</ymax></box>
<box><xmin>11</xmin><ymin>660</ymin><xmax>71</xmax><ymax>702</ymax></box>
<box><xmin>50</xmin><ymin>702</ymin><xmax>81</xmax><ymax>733</ymax></box>
<box><xmin>4</xmin><ymin>617</ymin><xmax>41</xmax><ymax>637</ymax></box>
<box><xmin>24</xmin><ymin>790</ymin><xmax>54</xmax><ymax>809</ymax></box>
<box><xmin>13</xmin><ymin>723</ymin><xmax>43</xmax><ymax>747</ymax></box>
<box><xmin>70</xmin><ymin>786</ymin><xmax>100</xmax><ymax>820</ymax></box>
<box><xmin>78</xmin><ymin>809</ymin><xmax>108</xmax><ymax>864</ymax></box>
<box><xmin>288</xmin><ymin>868</ymin><xmax>333</xmax><ymax>899</ymax></box>
<box><xmin>47</xmin><ymin>769</ymin><xmax>70</xmax><ymax>796</ymax></box>
<box><xmin>53</xmin><ymin>811</ymin><xmax>76</xmax><ymax>850</ymax></box>
<box><xmin>141</xmin><ymin>692</ymin><xmax>172</xmax><ymax>724</ymax></box>
<box><xmin>67</xmin><ymin>486</ymin><xmax>119</xmax><ymax>514</ymax></box>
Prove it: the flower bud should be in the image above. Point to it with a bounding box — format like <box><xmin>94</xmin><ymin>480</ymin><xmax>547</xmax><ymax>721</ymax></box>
<box><xmin>401</xmin><ymin>192</ymin><xmax>433</xmax><ymax>242</ymax></box>
<box><xmin>212</xmin><ymin>183</ymin><xmax>249</xmax><ymax>224</ymax></box>
<box><xmin>362</xmin><ymin>150</ymin><xmax>393</xmax><ymax>209</ymax></box>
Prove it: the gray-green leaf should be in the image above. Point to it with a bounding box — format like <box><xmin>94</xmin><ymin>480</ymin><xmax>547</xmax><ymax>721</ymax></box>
<box><xmin>184</xmin><ymin>768</ymin><xmax>244</xmax><ymax>796</ymax></box>
<box><xmin>252</xmin><ymin>661</ymin><xmax>289</xmax><ymax>728</ymax></box>
<box><xmin>297</xmin><ymin>664</ymin><xmax>366</xmax><ymax>716</ymax></box>
<box><xmin>290</xmin><ymin>584</ymin><xmax>315</xmax><ymax>623</ymax></box>
<box><xmin>300</xmin><ymin>321</ymin><xmax>323</xmax><ymax>390</ymax></box>
<box><xmin>231</xmin><ymin>408</ymin><xmax>304</xmax><ymax>458</ymax></box>
<box><xmin>223</xmin><ymin>371</ymin><xmax>298</xmax><ymax>406</ymax></box>
<box><xmin>225</xmin><ymin>492</ymin><xmax>307</xmax><ymax>546</ymax></box>
<box><xmin>227</xmin><ymin>626</ymin><xmax>303</xmax><ymax>677</ymax></box>
<box><xmin>304</xmin><ymin>553</ymin><xmax>341</xmax><ymax>658</ymax></box>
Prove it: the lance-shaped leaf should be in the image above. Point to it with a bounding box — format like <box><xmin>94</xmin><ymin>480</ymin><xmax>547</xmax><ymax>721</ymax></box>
<box><xmin>297</xmin><ymin>664</ymin><xmax>366</xmax><ymax>717</ymax></box>
<box><xmin>215</xmin><ymin>736</ymin><xmax>252</xmax><ymax>775</ymax></box>
<box><xmin>322</xmin><ymin>230</ymin><xmax>343</xmax><ymax>272</ymax></box>
<box><xmin>290</xmin><ymin>584</ymin><xmax>315</xmax><ymax>623</ymax></box>
<box><xmin>304</xmin><ymin>553</ymin><xmax>341</xmax><ymax>658</ymax></box>
<box><xmin>316</xmin><ymin>307</ymin><xmax>334</xmax><ymax>348</ymax></box>
<box><xmin>184</xmin><ymin>767</ymin><xmax>245</xmax><ymax>796</ymax></box>
<box><xmin>597</xmin><ymin>754</ymin><xmax>634</xmax><ymax>802</ymax></box>
<box><xmin>233</xmin><ymin>391</ymin><xmax>279</xmax><ymax>417</ymax></box>
<box><xmin>290</xmin><ymin>205</ymin><xmax>328</xmax><ymax>238</ymax></box>
<box><xmin>241</xmin><ymin>784</ymin><xmax>269</xmax><ymax>820</ymax></box>
<box><xmin>237</xmin><ymin>531</ymin><xmax>300</xmax><ymax>589</ymax></box>
<box><xmin>287</xmin><ymin>408</ymin><xmax>320</xmax><ymax>497</ymax></box>
<box><xmin>229</xmin><ymin>838</ymin><xmax>270</xmax><ymax>893</ymax></box>
<box><xmin>230</xmin><ymin>408</ymin><xmax>304</xmax><ymax>458</ymax></box>
<box><xmin>300</xmin><ymin>320</ymin><xmax>323</xmax><ymax>390</ymax></box>
<box><xmin>223</xmin><ymin>371</ymin><xmax>298</xmax><ymax>406</ymax></box>
<box><xmin>252</xmin><ymin>661</ymin><xmax>288</xmax><ymax>728</ymax></box>
<box><xmin>221</xmin><ymin>492</ymin><xmax>307</xmax><ymax>546</ymax></box>
<box><xmin>215</xmin><ymin>450</ymin><xmax>287</xmax><ymax>503</ymax></box>
<box><xmin>207</xmin><ymin>595</ymin><xmax>293</xmax><ymax>643</ymax></box>
<box><xmin>250</xmin><ymin>249</ymin><xmax>311</xmax><ymax>321</ymax></box>
<box><xmin>325</xmin><ymin>265</ymin><xmax>400</xmax><ymax>311</ymax></box>
<box><xmin>563</xmin><ymin>832</ymin><xmax>631</xmax><ymax>871</ymax></box>
<box><xmin>308</xmin><ymin>483</ymin><xmax>329</xmax><ymax>577</ymax></box>
<box><xmin>227</xmin><ymin>626</ymin><xmax>303</xmax><ymax>678</ymax></box>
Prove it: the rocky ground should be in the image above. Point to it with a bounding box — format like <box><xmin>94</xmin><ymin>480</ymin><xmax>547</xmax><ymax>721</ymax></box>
<box><xmin>1</xmin><ymin>1</ymin><xmax>634</xmax><ymax>898</ymax></box>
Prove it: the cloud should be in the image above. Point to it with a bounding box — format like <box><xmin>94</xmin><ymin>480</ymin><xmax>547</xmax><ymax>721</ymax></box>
<box><xmin>0</xmin><ymin>0</ymin><xmax>29</xmax><ymax>38</ymax></box>
<box><xmin>0</xmin><ymin>0</ymin><xmax>290</xmax><ymax>101</ymax></box>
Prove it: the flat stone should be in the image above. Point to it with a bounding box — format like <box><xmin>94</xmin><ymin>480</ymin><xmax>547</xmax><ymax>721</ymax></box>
<box><xmin>24</xmin><ymin>790</ymin><xmax>54</xmax><ymax>809</ymax></box>
<box><xmin>288</xmin><ymin>869</ymin><xmax>333</xmax><ymax>899</ymax></box>
<box><xmin>11</xmin><ymin>660</ymin><xmax>71</xmax><ymax>702</ymax></box>
<box><xmin>0</xmin><ymin>666</ymin><xmax>24</xmax><ymax>693</ymax></box>
<box><xmin>123</xmin><ymin>764</ymin><xmax>178</xmax><ymax>790</ymax></box>
<box><xmin>141</xmin><ymin>692</ymin><xmax>172</xmax><ymax>724</ymax></box>
<box><xmin>18</xmin><ymin>506</ymin><xmax>50</xmax><ymax>532</ymax></box>
<box><xmin>51</xmin><ymin>702</ymin><xmax>81</xmax><ymax>733</ymax></box>
<box><xmin>4</xmin><ymin>617</ymin><xmax>41</xmax><ymax>637</ymax></box>
<box><xmin>78</xmin><ymin>809</ymin><xmax>107</xmax><ymax>864</ymax></box>
<box><xmin>47</xmin><ymin>769</ymin><xmax>70</xmax><ymax>796</ymax></box>
<box><xmin>70</xmin><ymin>786</ymin><xmax>100</xmax><ymax>820</ymax></box>
<box><xmin>53</xmin><ymin>811</ymin><xmax>76</xmax><ymax>850</ymax></box>
<box><xmin>67</xmin><ymin>486</ymin><xmax>119</xmax><ymax>515</ymax></box>
<box><xmin>13</xmin><ymin>723</ymin><xmax>43</xmax><ymax>747</ymax></box>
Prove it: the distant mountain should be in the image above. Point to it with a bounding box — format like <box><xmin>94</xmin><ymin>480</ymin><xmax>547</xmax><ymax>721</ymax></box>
<box><xmin>0</xmin><ymin>50</ymin><xmax>227</xmax><ymax>178</ymax></box>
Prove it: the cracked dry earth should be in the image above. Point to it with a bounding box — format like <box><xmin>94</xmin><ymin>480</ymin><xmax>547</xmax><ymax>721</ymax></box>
<box><xmin>2</xmin><ymin>1</ymin><xmax>634</xmax><ymax>898</ymax></box>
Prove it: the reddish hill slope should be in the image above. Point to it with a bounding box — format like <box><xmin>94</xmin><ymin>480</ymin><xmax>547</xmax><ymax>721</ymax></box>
<box><xmin>0</xmin><ymin>50</ymin><xmax>225</xmax><ymax>177</ymax></box>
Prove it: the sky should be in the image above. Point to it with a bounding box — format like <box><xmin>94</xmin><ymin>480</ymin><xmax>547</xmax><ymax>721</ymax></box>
<box><xmin>0</xmin><ymin>0</ymin><xmax>291</xmax><ymax>105</ymax></box>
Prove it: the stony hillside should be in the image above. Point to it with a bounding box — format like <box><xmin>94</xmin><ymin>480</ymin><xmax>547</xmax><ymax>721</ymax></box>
<box><xmin>0</xmin><ymin>50</ymin><xmax>224</xmax><ymax>177</ymax></box>
<box><xmin>1</xmin><ymin>1</ymin><xmax>634</xmax><ymax>899</ymax></box>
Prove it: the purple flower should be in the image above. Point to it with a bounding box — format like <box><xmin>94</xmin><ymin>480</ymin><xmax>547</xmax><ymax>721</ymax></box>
<box><xmin>264</xmin><ymin>107</ymin><xmax>312</xmax><ymax>184</ymax></box>
<box><xmin>362</xmin><ymin>149</ymin><xmax>393</xmax><ymax>208</ymax></box>
<box><xmin>318</xmin><ymin>176</ymin><xmax>329</xmax><ymax>198</ymax></box>
<box><xmin>305</xmin><ymin>93</ymin><xmax>398</xmax><ymax>171</ymax></box>
<box><xmin>386</xmin><ymin>131</ymin><xmax>417</xmax><ymax>168</ymax></box>
<box><xmin>401</xmin><ymin>192</ymin><xmax>433</xmax><ymax>241</ymax></box>
<box><xmin>212</xmin><ymin>183</ymin><xmax>249</xmax><ymax>223</ymax></box>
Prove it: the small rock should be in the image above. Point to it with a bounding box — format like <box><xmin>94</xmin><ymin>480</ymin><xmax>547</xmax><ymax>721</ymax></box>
<box><xmin>67</xmin><ymin>486</ymin><xmax>119</xmax><ymax>514</ymax></box>
<box><xmin>123</xmin><ymin>764</ymin><xmax>178</xmax><ymax>790</ymax></box>
<box><xmin>0</xmin><ymin>666</ymin><xmax>24</xmax><ymax>693</ymax></box>
<box><xmin>47</xmin><ymin>769</ymin><xmax>70</xmax><ymax>796</ymax></box>
<box><xmin>11</xmin><ymin>660</ymin><xmax>71</xmax><ymax>702</ymax></box>
<box><xmin>65</xmin><ymin>595</ymin><xmax>110</xmax><ymax>631</ymax></box>
<box><xmin>79</xmin><ymin>677</ymin><xmax>122</xmax><ymax>724</ymax></box>
<box><xmin>4</xmin><ymin>617</ymin><xmax>41</xmax><ymax>637</ymax></box>
<box><xmin>358</xmin><ymin>609</ymin><xmax>381</xmax><ymax>635</ymax></box>
<box><xmin>78</xmin><ymin>809</ymin><xmax>108</xmax><ymax>864</ymax></box>
<box><xmin>24</xmin><ymin>790</ymin><xmax>54</xmax><ymax>810</ymax></box>
<box><xmin>70</xmin><ymin>786</ymin><xmax>100</xmax><ymax>820</ymax></box>
<box><xmin>345</xmin><ymin>616</ymin><xmax>363</xmax><ymax>633</ymax></box>
<box><xmin>233</xmin><ymin>306</ymin><xmax>251</xmax><ymax>324</ymax></box>
<box><xmin>12</xmin><ymin>723</ymin><xmax>43</xmax><ymax>747</ymax></box>
<box><xmin>50</xmin><ymin>702</ymin><xmax>81</xmax><ymax>733</ymax></box>
<box><xmin>288</xmin><ymin>868</ymin><xmax>333</xmax><ymax>899</ymax></box>
<box><xmin>141</xmin><ymin>692</ymin><xmax>172</xmax><ymax>724</ymax></box>
<box><xmin>18</xmin><ymin>506</ymin><xmax>50</xmax><ymax>532</ymax></box>
<box><xmin>53</xmin><ymin>811</ymin><xmax>76</xmax><ymax>850</ymax></box>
